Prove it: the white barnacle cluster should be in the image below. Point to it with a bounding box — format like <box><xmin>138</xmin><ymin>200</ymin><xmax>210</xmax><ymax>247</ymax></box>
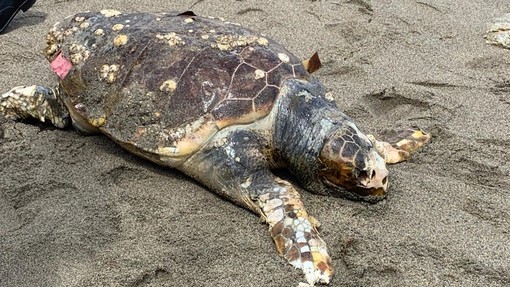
<box><xmin>112</xmin><ymin>23</ymin><xmax>124</xmax><ymax>32</ymax></box>
<box><xmin>47</xmin><ymin>26</ymin><xmax>78</xmax><ymax>58</ymax></box>
<box><xmin>73</xmin><ymin>15</ymin><xmax>90</xmax><ymax>30</ymax></box>
<box><xmin>68</xmin><ymin>43</ymin><xmax>91</xmax><ymax>65</ymax></box>
<box><xmin>47</xmin><ymin>21</ymin><xmax>64</xmax><ymax>42</ymax></box>
<box><xmin>74</xmin><ymin>16</ymin><xmax>85</xmax><ymax>22</ymax></box>
<box><xmin>99</xmin><ymin>64</ymin><xmax>120</xmax><ymax>84</ymax></box>
<box><xmin>45</xmin><ymin>23</ymin><xmax>66</xmax><ymax>59</ymax></box>
<box><xmin>75</xmin><ymin>15</ymin><xmax>90</xmax><ymax>30</ymax></box>
<box><xmin>57</xmin><ymin>16</ymin><xmax>88</xmax><ymax>39</ymax></box>
<box><xmin>89</xmin><ymin>116</ymin><xmax>106</xmax><ymax>127</ymax></box>
<box><xmin>212</xmin><ymin>34</ymin><xmax>269</xmax><ymax>51</ymax></box>
<box><xmin>63</xmin><ymin>25</ymin><xmax>79</xmax><ymax>38</ymax></box>
<box><xmin>257</xmin><ymin>37</ymin><xmax>269</xmax><ymax>46</ymax></box>
<box><xmin>45</xmin><ymin>43</ymin><xmax>59</xmax><ymax>59</ymax></box>
<box><xmin>94</xmin><ymin>28</ymin><xmax>104</xmax><ymax>36</ymax></box>
<box><xmin>277</xmin><ymin>52</ymin><xmax>290</xmax><ymax>63</ymax></box>
<box><xmin>100</xmin><ymin>9</ymin><xmax>122</xmax><ymax>18</ymax></box>
<box><xmin>156</xmin><ymin>32</ymin><xmax>185</xmax><ymax>47</ymax></box>
<box><xmin>113</xmin><ymin>34</ymin><xmax>128</xmax><ymax>46</ymax></box>
<box><xmin>79</xmin><ymin>21</ymin><xmax>90</xmax><ymax>29</ymax></box>
<box><xmin>254</xmin><ymin>69</ymin><xmax>265</xmax><ymax>79</ymax></box>
<box><xmin>109</xmin><ymin>13</ymin><xmax>128</xmax><ymax>46</ymax></box>
<box><xmin>159</xmin><ymin>79</ymin><xmax>177</xmax><ymax>94</ymax></box>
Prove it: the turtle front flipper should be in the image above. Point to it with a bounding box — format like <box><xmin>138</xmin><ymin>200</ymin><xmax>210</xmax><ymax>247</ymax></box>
<box><xmin>367</xmin><ymin>128</ymin><xmax>430</xmax><ymax>164</ymax></box>
<box><xmin>180</xmin><ymin>129</ymin><xmax>333</xmax><ymax>286</ymax></box>
<box><xmin>0</xmin><ymin>85</ymin><xmax>70</xmax><ymax>128</ymax></box>
<box><xmin>257</xmin><ymin>178</ymin><xmax>333</xmax><ymax>285</ymax></box>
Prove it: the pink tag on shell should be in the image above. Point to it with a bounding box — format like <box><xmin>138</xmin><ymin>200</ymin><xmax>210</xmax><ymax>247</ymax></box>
<box><xmin>50</xmin><ymin>52</ymin><xmax>73</xmax><ymax>79</ymax></box>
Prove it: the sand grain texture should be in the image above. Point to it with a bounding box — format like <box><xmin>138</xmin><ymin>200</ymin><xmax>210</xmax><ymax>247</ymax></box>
<box><xmin>1</xmin><ymin>0</ymin><xmax>509</xmax><ymax>286</ymax></box>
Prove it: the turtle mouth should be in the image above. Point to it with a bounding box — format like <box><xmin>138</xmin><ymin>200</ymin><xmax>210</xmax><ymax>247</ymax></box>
<box><xmin>322</xmin><ymin>178</ymin><xmax>387</xmax><ymax>203</ymax></box>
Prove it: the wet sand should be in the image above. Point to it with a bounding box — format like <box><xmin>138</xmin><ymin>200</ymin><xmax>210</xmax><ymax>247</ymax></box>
<box><xmin>1</xmin><ymin>0</ymin><xmax>509</xmax><ymax>286</ymax></box>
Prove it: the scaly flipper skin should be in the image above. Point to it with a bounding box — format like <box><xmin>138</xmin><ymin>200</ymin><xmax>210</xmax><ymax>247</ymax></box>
<box><xmin>180</xmin><ymin>129</ymin><xmax>333</xmax><ymax>285</ymax></box>
<box><xmin>368</xmin><ymin>128</ymin><xmax>430</xmax><ymax>164</ymax></box>
<box><xmin>0</xmin><ymin>85</ymin><xmax>70</xmax><ymax>128</ymax></box>
<box><xmin>258</xmin><ymin>179</ymin><xmax>333</xmax><ymax>285</ymax></box>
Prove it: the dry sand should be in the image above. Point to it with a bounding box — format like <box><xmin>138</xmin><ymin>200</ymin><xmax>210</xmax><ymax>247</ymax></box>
<box><xmin>1</xmin><ymin>0</ymin><xmax>509</xmax><ymax>286</ymax></box>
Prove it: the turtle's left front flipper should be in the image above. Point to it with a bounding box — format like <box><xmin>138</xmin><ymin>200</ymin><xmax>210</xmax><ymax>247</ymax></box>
<box><xmin>367</xmin><ymin>128</ymin><xmax>430</xmax><ymax>164</ymax></box>
<box><xmin>1</xmin><ymin>85</ymin><xmax>70</xmax><ymax>128</ymax></box>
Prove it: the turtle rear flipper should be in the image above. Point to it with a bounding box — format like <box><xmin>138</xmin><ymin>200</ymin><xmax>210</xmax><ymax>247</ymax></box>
<box><xmin>1</xmin><ymin>85</ymin><xmax>70</xmax><ymax>128</ymax></box>
<box><xmin>368</xmin><ymin>128</ymin><xmax>430</xmax><ymax>164</ymax></box>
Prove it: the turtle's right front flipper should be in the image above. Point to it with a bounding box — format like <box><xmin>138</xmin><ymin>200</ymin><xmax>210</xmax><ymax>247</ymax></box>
<box><xmin>179</xmin><ymin>130</ymin><xmax>333</xmax><ymax>286</ymax></box>
<box><xmin>0</xmin><ymin>85</ymin><xmax>70</xmax><ymax>128</ymax></box>
<box><xmin>256</xmin><ymin>177</ymin><xmax>333</xmax><ymax>285</ymax></box>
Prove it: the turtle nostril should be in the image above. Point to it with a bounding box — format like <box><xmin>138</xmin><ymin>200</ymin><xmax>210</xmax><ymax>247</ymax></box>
<box><xmin>382</xmin><ymin>176</ymin><xmax>388</xmax><ymax>185</ymax></box>
<box><xmin>358</xmin><ymin>170</ymin><xmax>369</xmax><ymax>182</ymax></box>
<box><xmin>371</xmin><ymin>170</ymin><xmax>376</xmax><ymax>179</ymax></box>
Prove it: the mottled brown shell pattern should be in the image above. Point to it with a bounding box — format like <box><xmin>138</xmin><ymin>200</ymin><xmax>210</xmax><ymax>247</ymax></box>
<box><xmin>45</xmin><ymin>10</ymin><xmax>309</xmax><ymax>160</ymax></box>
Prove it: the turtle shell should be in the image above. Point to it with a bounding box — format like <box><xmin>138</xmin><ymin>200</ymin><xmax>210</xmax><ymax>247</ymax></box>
<box><xmin>45</xmin><ymin>10</ymin><xmax>310</xmax><ymax>165</ymax></box>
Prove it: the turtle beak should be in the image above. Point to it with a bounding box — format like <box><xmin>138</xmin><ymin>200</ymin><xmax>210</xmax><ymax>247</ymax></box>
<box><xmin>364</xmin><ymin>164</ymin><xmax>389</xmax><ymax>197</ymax></box>
<box><xmin>355</xmin><ymin>150</ymin><xmax>389</xmax><ymax>198</ymax></box>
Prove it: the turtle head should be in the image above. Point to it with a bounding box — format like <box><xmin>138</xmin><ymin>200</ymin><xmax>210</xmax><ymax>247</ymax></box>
<box><xmin>318</xmin><ymin>123</ymin><xmax>389</xmax><ymax>202</ymax></box>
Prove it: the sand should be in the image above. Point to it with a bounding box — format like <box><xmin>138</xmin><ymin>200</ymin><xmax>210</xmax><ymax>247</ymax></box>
<box><xmin>1</xmin><ymin>0</ymin><xmax>509</xmax><ymax>286</ymax></box>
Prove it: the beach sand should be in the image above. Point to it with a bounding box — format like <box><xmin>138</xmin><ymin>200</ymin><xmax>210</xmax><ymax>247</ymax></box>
<box><xmin>1</xmin><ymin>0</ymin><xmax>509</xmax><ymax>286</ymax></box>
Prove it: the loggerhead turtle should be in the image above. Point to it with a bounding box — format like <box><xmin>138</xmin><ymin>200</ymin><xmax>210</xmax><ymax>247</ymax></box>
<box><xmin>0</xmin><ymin>10</ymin><xmax>430</xmax><ymax>285</ymax></box>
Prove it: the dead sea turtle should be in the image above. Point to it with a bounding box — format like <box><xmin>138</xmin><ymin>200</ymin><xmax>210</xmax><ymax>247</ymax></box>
<box><xmin>0</xmin><ymin>10</ymin><xmax>430</xmax><ymax>285</ymax></box>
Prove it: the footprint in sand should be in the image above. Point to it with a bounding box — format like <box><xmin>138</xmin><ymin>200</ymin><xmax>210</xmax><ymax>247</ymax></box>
<box><xmin>355</xmin><ymin>85</ymin><xmax>453</xmax><ymax>131</ymax></box>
